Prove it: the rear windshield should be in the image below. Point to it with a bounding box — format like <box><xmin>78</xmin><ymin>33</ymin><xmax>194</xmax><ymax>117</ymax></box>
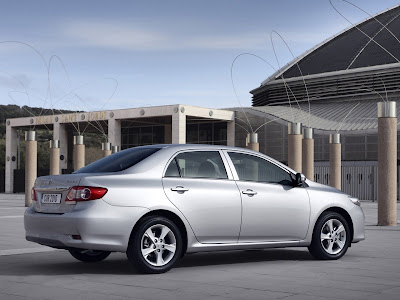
<box><xmin>74</xmin><ymin>147</ymin><xmax>161</xmax><ymax>173</ymax></box>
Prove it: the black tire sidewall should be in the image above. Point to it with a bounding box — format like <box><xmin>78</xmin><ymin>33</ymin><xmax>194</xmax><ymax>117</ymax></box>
<box><xmin>128</xmin><ymin>216</ymin><xmax>183</xmax><ymax>274</ymax></box>
<box><xmin>310</xmin><ymin>212</ymin><xmax>351</xmax><ymax>260</ymax></box>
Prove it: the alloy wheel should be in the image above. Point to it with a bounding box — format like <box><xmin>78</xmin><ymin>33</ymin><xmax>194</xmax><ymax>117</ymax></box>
<box><xmin>140</xmin><ymin>224</ymin><xmax>177</xmax><ymax>267</ymax></box>
<box><xmin>320</xmin><ymin>218</ymin><xmax>347</xmax><ymax>255</ymax></box>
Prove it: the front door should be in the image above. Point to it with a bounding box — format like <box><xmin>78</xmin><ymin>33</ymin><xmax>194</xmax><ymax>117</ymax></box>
<box><xmin>162</xmin><ymin>150</ymin><xmax>241</xmax><ymax>244</ymax></box>
<box><xmin>226</xmin><ymin>151</ymin><xmax>310</xmax><ymax>243</ymax></box>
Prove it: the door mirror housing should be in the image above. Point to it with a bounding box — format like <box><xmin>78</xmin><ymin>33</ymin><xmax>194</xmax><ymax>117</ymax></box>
<box><xmin>294</xmin><ymin>173</ymin><xmax>306</xmax><ymax>187</ymax></box>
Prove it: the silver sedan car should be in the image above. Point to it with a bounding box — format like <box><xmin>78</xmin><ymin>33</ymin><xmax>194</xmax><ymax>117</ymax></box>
<box><xmin>25</xmin><ymin>144</ymin><xmax>365</xmax><ymax>273</ymax></box>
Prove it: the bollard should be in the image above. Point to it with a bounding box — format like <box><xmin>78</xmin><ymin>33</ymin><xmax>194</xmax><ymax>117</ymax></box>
<box><xmin>377</xmin><ymin>101</ymin><xmax>397</xmax><ymax>226</ymax></box>
<box><xmin>73</xmin><ymin>135</ymin><xmax>85</xmax><ymax>171</ymax></box>
<box><xmin>102</xmin><ymin>142</ymin><xmax>112</xmax><ymax>157</ymax></box>
<box><xmin>288</xmin><ymin>122</ymin><xmax>302</xmax><ymax>173</ymax></box>
<box><xmin>49</xmin><ymin>140</ymin><xmax>60</xmax><ymax>175</ymax></box>
<box><xmin>246</xmin><ymin>133</ymin><xmax>259</xmax><ymax>152</ymax></box>
<box><xmin>329</xmin><ymin>133</ymin><xmax>341</xmax><ymax>190</ymax></box>
<box><xmin>302</xmin><ymin>127</ymin><xmax>314</xmax><ymax>180</ymax></box>
<box><xmin>25</xmin><ymin>131</ymin><xmax>37</xmax><ymax>207</ymax></box>
<box><xmin>112</xmin><ymin>145</ymin><xmax>120</xmax><ymax>154</ymax></box>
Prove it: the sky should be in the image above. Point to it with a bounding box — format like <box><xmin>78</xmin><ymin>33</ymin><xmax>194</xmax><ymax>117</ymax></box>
<box><xmin>0</xmin><ymin>0</ymin><xmax>399</xmax><ymax>113</ymax></box>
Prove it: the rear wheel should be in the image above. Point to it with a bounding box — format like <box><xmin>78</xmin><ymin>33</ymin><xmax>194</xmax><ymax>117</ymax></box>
<box><xmin>308</xmin><ymin>212</ymin><xmax>351</xmax><ymax>260</ymax></box>
<box><xmin>68</xmin><ymin>249</ymin><xmax>111</xmax><ymax>262</ymax></box>
<box><xmin>127</xmin><ymin>216</ymin><xmax>182</xmax><ymax>274</ymax></box>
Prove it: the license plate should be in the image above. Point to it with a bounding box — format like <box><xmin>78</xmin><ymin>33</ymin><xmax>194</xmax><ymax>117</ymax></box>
<box><xmin>42</xmin><ymin>194</ymin><xmax>62</xmax><ymax>204</ymax></box>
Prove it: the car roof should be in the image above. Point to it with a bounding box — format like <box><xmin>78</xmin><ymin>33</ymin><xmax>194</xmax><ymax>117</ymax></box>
<box><xmin>144</xmin><ymin>144</ymin><xmax>250</xmax><ymax>152</ymax></box>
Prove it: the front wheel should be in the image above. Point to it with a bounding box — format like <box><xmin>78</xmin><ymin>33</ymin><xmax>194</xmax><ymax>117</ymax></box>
<box><xmin>308</xmin><ymin>212</ymin><xmax>351</xmax><ymax>260</ymax></box>
<box><xmin>127</xmin><ymin>216</ymin><xmax>182</xmax><ymax>274</ymax></box>
<box><xmin>68</xmin><ymin>249</ymin><xmax>111</xmax><ymax>262</ymax></box>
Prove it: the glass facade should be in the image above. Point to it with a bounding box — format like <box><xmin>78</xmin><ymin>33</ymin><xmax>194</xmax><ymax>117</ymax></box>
<box><xmin>186</xmin><ymin>121</ymin><xmax>227</xmax><ymax>145</ymax></box>
<box><xmin>121</xmin><ymin>120</ymin><xmax>227</xmax><ymax>149</ymax></box>
<box><xmin>121</xmin><ymin>125</ymin><xmax>165</xmax><ymax>149</ymax></box>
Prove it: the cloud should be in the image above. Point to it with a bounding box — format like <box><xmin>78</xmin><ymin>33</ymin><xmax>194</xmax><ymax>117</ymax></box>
<box><xmin>62</xmin><ymin>20</ymin><xmax>269</xmax><ymax>51</ymax></box>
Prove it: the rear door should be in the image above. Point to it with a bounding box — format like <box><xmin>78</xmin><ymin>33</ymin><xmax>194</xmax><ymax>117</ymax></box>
<box><xmin>162</xmin><ymin>150</ymin><xmax>241</xmax><ymax>244</ymax></box>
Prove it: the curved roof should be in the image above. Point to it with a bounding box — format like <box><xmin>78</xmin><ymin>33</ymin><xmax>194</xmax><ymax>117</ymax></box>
<box><xmin>265</xmin><ymin>4</ymin><xmax>400</xmax><ymax>82</ymax></box>
<box><xmin>250</xmin><ymin>100</ymin><xmax>400</xmax><ymax>132</ymax></box>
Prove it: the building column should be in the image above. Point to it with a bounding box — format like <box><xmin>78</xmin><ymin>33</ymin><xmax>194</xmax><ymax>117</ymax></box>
<box><xmin>49</xmin><ymin>140</ymin><xmax>60</xmax><ymax>175</ymax></box>
<box><xmin>164</xmin><ymin>124</ymin><xmax>172</xmax><ymax>144</ymax></box>
<box><xmin>246</xmin><ymin>133</ymin><xmax>259</xmax><ymax>151</ymax></box>
<box><xmin>172</xmin><ymin>107</ymin><xmax>186</xmax><ymax>144</ymax></box>
<box><xmin>73</xmin><ymin>135</ymin><xmax>85</xmax><ymax>171</ymax></box>
<box><xmin>288</xmin><ymin>122</ymin><xmax>302</xmax><ymax>173</ymax></box>
<box><xmin>53</xmin><ymin>122</ymin><xmax>68</xmax><ymax>174</ymax></box>
<box><xmin>302</xmin><ymin>127</ymin><xmax>314</xmax><ymax>180</ymax></box>
<box><xmin>102</xmin><ymin>142</ymin><xmax>112</xmax><ymax>157</ymax></box>
<box><xmin>25</xmin><ymin>131</ymin><xmax>37</xmax><ymax>207</ymax></box>
<box><xmin>108</xmin><ymin>119</ymin><xmax>121</xmax><ymax>148</ymax></box>
<box><xmin>329</xmin><ymin>133</ymin><xmax>341</xmax><ymax>190</ymax></box>
<box><xmin>5</xmin><ymin>123</ymin><xmax>17</xmax><ymax>193</ymax></box>
<box><xmin>377</xmin><ymin>101</ymin><xmax>397</xmax><ymax>226</ymax></box>
<box><xmin>227</xmin><ymin>121</ymin><xmax>235</xmax><ymax>147</ymax></box>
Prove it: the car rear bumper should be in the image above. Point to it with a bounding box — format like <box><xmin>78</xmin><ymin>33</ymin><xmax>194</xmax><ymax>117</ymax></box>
<box><xmin>24</xmin><ymin>200</ymin><xmax>149</xmax><ymax>252</ymax></box>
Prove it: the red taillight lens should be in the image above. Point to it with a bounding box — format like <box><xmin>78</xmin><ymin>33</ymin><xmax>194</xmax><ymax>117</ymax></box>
<box><xmin>31</xmin><ymin>188</ymin><xmax>37</xmax><ymax>202</ymax></box>
<box><xmin>66</xmin><ymin>186</ymin><xmax>108</xmax><ymax>204</ymax></box>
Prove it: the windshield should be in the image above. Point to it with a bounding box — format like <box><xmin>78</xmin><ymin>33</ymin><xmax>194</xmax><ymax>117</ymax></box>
<box><xmin>74</xmin><ymin>147</ymin><xmax>161</xmax><ymax>173</ymax></box>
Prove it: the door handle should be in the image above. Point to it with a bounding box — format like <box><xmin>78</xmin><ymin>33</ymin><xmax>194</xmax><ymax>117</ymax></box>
<box><xmin>242</xmin><ymin>189</ymin><xmax>257</xmax><ymax>196</ymax></box>
<box><xmin>171</xmin><ymin>186</ymin><xmax>189</xmax><ymax>193</ymax></box>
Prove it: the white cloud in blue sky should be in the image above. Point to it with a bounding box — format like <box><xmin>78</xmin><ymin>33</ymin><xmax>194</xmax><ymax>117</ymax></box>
<box><xmin>0</xmin><ymin>0</ymin><xmax>399</xmax><ymax>112</ymax></box>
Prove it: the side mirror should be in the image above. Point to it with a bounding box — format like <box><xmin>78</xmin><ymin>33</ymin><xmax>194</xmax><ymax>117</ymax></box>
<box><xmin>295</xmin><ymin>173</ymin><xmax>305</xmax><ymax>187</ymax></box>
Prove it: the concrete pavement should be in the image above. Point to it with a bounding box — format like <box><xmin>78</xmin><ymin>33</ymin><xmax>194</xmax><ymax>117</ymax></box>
<box><xmin>0</xmin><ymin>194</ymin><xmax>399</xmax><ymax>300</ymax></box>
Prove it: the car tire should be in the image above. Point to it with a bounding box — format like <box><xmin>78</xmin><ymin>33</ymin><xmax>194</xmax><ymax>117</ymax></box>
<box><xmin>308</xmin><ymin>211</ymin><xmax>351</xmax><ymax>260</ymax></box>
<box><xmin>127</xmin><ymin>216</ymin><xmax>182</xmax><ymax>274</ymax></box>
<box><xmin>68</xmin><ymin>249</ymin><xmax>111</xmax><ymax>262</ymax></box>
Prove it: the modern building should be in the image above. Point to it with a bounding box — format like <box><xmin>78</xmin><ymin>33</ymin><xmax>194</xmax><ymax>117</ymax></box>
<box><xmin>5</xmin><ymin>105</ymin><xmax>235</xmax><ymax>193</ymax></box>
<box><xmin>5</xmin><ymin>5</ymin><xmax>400</xmax><ymax>201</ymax></box>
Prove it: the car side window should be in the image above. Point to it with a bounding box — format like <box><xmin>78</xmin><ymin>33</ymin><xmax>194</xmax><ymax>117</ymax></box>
<box><xmin>228</xmin><ymin>152</ymin><xmax>293</xmax><ymax>185</ymax></box>
<box><xmin>165</xmin><ymin>158</ymin><xmax>180</xmax><ymax>177</ymax></box>
<box><xmin>165</xmin><ymin>151</ymin><xmax>228</xmax><ymax>179</ymax></box>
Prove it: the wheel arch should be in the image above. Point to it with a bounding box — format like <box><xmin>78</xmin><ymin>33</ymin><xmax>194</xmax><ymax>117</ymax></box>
<box><xmin>129</xmin><ymin>209</ymin><xmax>188</xmax><ymax>255</ymax></box>
<box><xmin>319</xmin><ymin>207</ymin><xmax>354</xmax><ymax>242</ymax></box>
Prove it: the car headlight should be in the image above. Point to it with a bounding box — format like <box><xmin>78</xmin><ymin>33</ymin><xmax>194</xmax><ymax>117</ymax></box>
<box><xmin>349</xmin><ymin>197</ymin><xmax>361</xmax><ymax>206</ymax></box>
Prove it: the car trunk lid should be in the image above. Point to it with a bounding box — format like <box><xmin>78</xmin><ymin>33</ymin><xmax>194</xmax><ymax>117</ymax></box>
<box><xmin>33</xmin><ymin>174</ymin><xmax>82</xmax><ymax>214</ymax></box>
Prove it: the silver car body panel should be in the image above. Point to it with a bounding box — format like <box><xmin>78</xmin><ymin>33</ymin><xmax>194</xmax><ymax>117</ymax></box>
<box><xmin>24</xmin><ymin>144</ymin><xmax>365</xmax><ymax>254</ymax></box>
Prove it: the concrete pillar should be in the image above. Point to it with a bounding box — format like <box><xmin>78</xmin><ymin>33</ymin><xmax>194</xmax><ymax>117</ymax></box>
<box><xmin>227</xmin><ymin>121</ymin><xmax>235</xmax><ymax>147</ymax></box>
<box><xmin>25</xmin><ymin>131</ymin><xmax>37</xmax><ymax>207</ymax></box>
<box><xmin>112</xmin><ymin>145</ymin><xmax>120</xmax><ymax>154</ymax></box>
<box><xmin>172</xmin><ymin>106</ymin><xmax>186</xmax><ymax>144</ymax></box>
<box><xmin>108</xmin><ymin>119</ymin><xmax>121</xmax><ymax>149</ymax></box>
<box><xmin>246</xmin><ymin>133</ymin><xmax>259</xmax><ymax>152</ymax></box>
<box><xmin>377</xmin><ymin>101</ymin><xmax>397</xmax><ymax>226</ymax></box>
<box><xmin>288</xmin><ymin>122</ymin><xmax>302</xmax><ymax>173</ymax></box>
<box><xmin>73</xmin><ymin>135</ymin><xmax>85</xmax><ymax>171</ymax></box>
<box><xmin>49</xmin><ymin>140</ymin><xmax>60</xmax><ymax>175</ymax></box>
<box><xmin>329</xmin><ymin>133</ymin><xmax>341</xmax><ymax>190</ymax></box>
<box><xmin>302</xmin><ymin>127</ymin><xmax>314</xmax><ymax>180</ymax></box>
<box><xmin>164</xmin><ymin>124</ymin><xmax>172</xmax><ymax>144</ymax></box>
<box><xmin>5</xmin><ymin>123</ymin><xmax>17</xmax><ymax>193</ymax></box>
<box><xmin>102</xmin><ymin>142</ymin><xmax>112</xmax><ymax>157</ymax></box>
<box><xmin>53</xmin><ymin>122</ymin><xmax>68</xmax><ymax>174</ymax></box>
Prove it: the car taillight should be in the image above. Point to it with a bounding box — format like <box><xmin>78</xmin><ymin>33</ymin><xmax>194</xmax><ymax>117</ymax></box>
<box><xmin>65</xmin><ymin>186</ymin><xmax>108</xmax><ymax>204</ymax></box>
<box><xmin>31</xmin><ymin>188</ymin><xmax>37</xmax><ymax>202</ymax></box>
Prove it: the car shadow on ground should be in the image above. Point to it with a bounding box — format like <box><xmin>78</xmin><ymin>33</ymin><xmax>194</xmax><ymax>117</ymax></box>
<box><xmin>176</xmin><ymin>248</ymin><xmax>313</xmax><ymax>269</ymax></box>
<box><xmin>0</xmin><ymin>248</ymin><xmax>313</xmax><ymax>276</ymax></box>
